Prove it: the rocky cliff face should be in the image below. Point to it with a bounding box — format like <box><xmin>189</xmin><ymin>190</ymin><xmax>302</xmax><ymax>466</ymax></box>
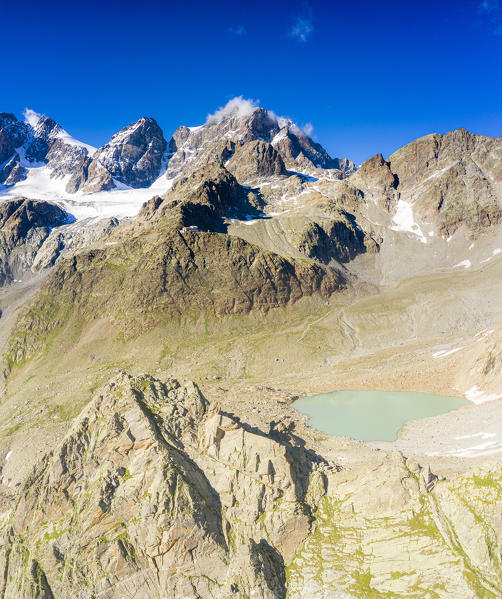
<box><xmin>339</xmin><ymin>128</ymin><xmax>502</xmax><ymax>239</ymax></box>
<box><xmin>68</xmin><ymin>117</ymin><xmax>167</xmax><ymax>193</ymax></box>
<box><xmin>0</xmin><ymin>112</ymin><xmax>94</xmax><ymax>187</ymax></box>
<box><xmin>0</xmin><ymin>198</ymin><xmax>120</xmax><ymax>286</ymax></box>
<box><xmin>226</xmin><ymin>140</ymin><xmax>288</xmax><ymax>184</ymax></box>
<box><xmin>388</xmin><ymin>128</ymin><xmax>502</xmax><ymax>237</ymax></box>
<box><xmin>165</xmin><ymin>105</ymin><xmax>355</xmax><ymax>182</ymax></box>
<box><xmin>0</xmin><ymin>198</ymin><xmax>70</xmax><ymax>285</ymax></box>
<box><xmin>0</xmin><ymin>372</ymin><xmax>499</xmax><ymax>598</ymax></box>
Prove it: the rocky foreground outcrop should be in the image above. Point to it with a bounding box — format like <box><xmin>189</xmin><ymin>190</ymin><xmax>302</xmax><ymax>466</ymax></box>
<box><xmin>0</xmin><ymin>372</ymin><xmax>500</xmax><ymax>598</ymax></box>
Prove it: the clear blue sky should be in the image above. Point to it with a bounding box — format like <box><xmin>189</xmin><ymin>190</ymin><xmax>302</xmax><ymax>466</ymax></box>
<box><xmin>3</xmin><ymin>0</ymin><xmax>502</xmax><ymax>163</ymax></box>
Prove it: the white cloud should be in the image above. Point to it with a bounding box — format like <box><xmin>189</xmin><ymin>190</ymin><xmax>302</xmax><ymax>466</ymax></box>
<box><xmin>479</xmin><ymin>0</ymin><xmax>501</xmax><ymax>14</ymax></box>
<box><xmin>23</xmin><ymin>108</ymin><xmax>43</xmax><ymax>128</ymax></box>
<box><xmin>479</xmin><ymin>0</ymin><xmax>502</xmax><ymax>34</ymax></box>
<box><xmin>228</xmin><ymin>25</ymin><xmax>247</xmax><ymax>36</ymax></box>
<box><xmin>302</xmin><ymin>122</ymin><xmax>314</xmax><ymax>136</ymax></box>
<box><xmin>205</xmin><ymin>97</ymin><xmax>314</xmax><ymax>141</ymax></box>
<box><xmin>290</xmin><ymin>17</ymin><xmax>314</xmax><ymax>42</ymax></box>
<box><xmin>206</xmin><ymin>96</ymin><xmax>259</xmax><ymax>123</ymax></box>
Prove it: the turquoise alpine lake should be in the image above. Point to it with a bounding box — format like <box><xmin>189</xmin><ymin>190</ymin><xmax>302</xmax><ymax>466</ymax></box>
<box><xmin>293</xmin><ymin>390</ymin><xmax>470</xmax><ymax>442</ymax></box>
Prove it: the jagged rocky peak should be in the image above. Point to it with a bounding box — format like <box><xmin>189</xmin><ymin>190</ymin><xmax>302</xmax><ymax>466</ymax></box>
<box><xmin>166</xmin><ymin>97</ymin><xmax>355</xmax><ymax>180</ymax></box>
<box><xmin>388</xmin><ymin>127</ymin><xmax>502</xmax><ymax>187</ymax></box>
<box><xmin>92</xmin><ymin>116</ymin><xmax>167</xmax><ymax>186</ymax></box>
<box><xmin>0</xmin><ymin>112</ymin><xmax>31</xmax><ymax>151</ymax></box>
<box><xmin>67</xmin><ymin>116</ymin><xmax>167</xmax><ymax>193</ymax></box>
<box><xmin>0</xmin><ymin>109</ymin><xmax>97</xmax><ymax>187</ymax></box>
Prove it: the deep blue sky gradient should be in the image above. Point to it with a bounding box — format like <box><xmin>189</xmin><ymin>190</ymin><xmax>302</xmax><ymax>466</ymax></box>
<box><xmin>3</xmin><ymin>0</ymin><xmax>502</xmax><ymax>163</ymax></box>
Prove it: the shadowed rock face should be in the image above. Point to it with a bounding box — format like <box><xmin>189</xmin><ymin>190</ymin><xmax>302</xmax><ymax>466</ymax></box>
<box><xmin>0</xmin><ymin>198</ymin><xmax>121</xmax><ymax>286</ymax></box>
<box><xmin>0</xmin><ymin>198</ymin><xmax>70</xmax><ymax>285</ymax></box>
<box><xmin>67</xmin><ymin>117</ymin><xmax>167</xmax><ymax>193</ymax></box>
<box><xmin>0</xmin><ymin>129</ymin><xmax>15</xmax><ymax>165</ymax></box>
<box><xmin>0</xmin><ymin>154</ymin><xmax>27</xmax><ymax>185</ymax></box>
<box><xmin>295</xmin><ymin>213</ymin><xmax>376</xmax><ymax>264</ymax></box>
<box><xmin>0</xmin><ymin>113</ymin><xmax>31</xmax><ymax>153</ymax></box>
<box><xmin>226</xmin><ymin>140</ymin><xmax>287</xmax><ymax>183</ymax></box>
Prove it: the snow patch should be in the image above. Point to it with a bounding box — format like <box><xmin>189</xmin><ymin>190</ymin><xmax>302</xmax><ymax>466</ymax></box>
<box><xmin>390</xmin><ymin>200</ymin><xmax>427</xmax><ymax>243</ymax></box>
<box><xmin>453</xmin><ymin>260</ymin><xmax>471</xmax><ymax>269</ymax></box>
<box><xmin>432</xmin><ymin>347</ymin><xmax>464</xmax><ymax>359</ymax></box>
<box><xmin>455</xmin><ymin>432</ymin><xmax>496</xmax><ymax>440</ymax></box>
<box><xmin>5</xmin><ymin>451</ymin><xmax>12</xmax><ymax>462</ymax></box>
<box><xmin>56</xmin><ymin>129</ymin><xmax>96</xmax><ymax>156</ymax></box>
<box><xmin>493</xmin><ymin>248</ymin><xmax>501</xmax><ymax>255</ymax></box>
<box><xmin>465</xmin><ymin>385</ymin><xmax>502</xmax><ymax>404</ymax></box>
<box><xmin>271</xmin><ymin>128</ymin><xmax>289</xmax><ymax>146</ymax></box>
<box><xmin>0</xmin><ymin>162</ymin><xmax>174</xmax><ymax>221</ymax></box>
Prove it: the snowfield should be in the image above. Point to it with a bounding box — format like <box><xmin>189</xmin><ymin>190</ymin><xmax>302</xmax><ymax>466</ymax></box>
<box><xmin>0</xmin><ymin>163</ymin><xmax>173</xmax><ymax>220</ymax></box>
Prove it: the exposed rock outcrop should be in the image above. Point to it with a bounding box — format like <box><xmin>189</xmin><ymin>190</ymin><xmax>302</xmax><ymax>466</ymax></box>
<box><xmin>166</xmin><ymin>105</ymin><xmax>354</xmax><ymax>182</ymax></box>
<box><xmin>340</xmin><ymin>128</ymin><xmax>502</xmax><ymax>239</ymax></box>
<box><xmin>0</xmin><ymin>154</ymin><xmax>27</xmax><ymax>185</ymax></box>
<box><xmin>226</xmin><ymin>140</ymin><xmax>287</xmax><ymax>183</ymax></box>
<box><xmin>66</xmin><ymin>117</ymin><xmax>167</xmax><ymax>193</ymax></box>
<box><xmin>0</xmin><ymin>198</ymin><xmax>70</xmax><ymax>285</ymax></box>
<box><xmin>0</xmin><ymin>372</ymin><xmax>321</xmax><ymax>598</ymax></box>
<box><xmin>0</xmin><ymin>373</ymin><xmax>500</xmax><ymax>598</ymax></box>
<box><xmin>295</xmin><ymin>212</ymin><xmax>377</xmax><ymax>264</ymax></box>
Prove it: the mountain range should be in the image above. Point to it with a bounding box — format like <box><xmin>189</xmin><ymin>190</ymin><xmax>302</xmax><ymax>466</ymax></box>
<box><xmin>0</xmin><ymin>99</ymin><xmax>501</xmax><ymax>598</ymax></box>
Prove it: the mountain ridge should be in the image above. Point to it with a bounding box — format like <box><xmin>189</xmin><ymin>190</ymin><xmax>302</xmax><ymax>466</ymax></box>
<box><xmin>0</xmin><ymin>100</ymin><xmax>501</xmax><ymax>598</ymax></box>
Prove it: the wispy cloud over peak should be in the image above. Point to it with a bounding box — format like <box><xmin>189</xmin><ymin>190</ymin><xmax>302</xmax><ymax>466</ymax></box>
<box><xmin>478</xmin><ymin>0</ymin><xmax>502</xmax><ymax>34</ymax></box>
<box><xmin>206</xmin><ymin>97</ymin><xmax>259</xmax><ymax>123</ymax></box>
<box><xmin>479</xmin><ymin>0</ymin><xmax>501</xmax><ymax>14</ymax></box>
<box><xmin>23</xmin><ymin>108</ymin><xmax>43</xmax><ymax>128</ymax></box>
<box><xmin>290</xmin><ymin>2</ymin><xmax>314</xmax><ymax>42</ymax></box>
<box><xmin>302</xmin><ymin>122</ymin><xmax>314</xmax><ymax>137</ymax></box>
<box><xmin>228</xmin><ymin>25</ymin><xmax>247</xmax><ymax>36</ymax></box>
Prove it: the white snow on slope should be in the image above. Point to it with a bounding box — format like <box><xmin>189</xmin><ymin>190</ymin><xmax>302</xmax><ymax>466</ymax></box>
<box><xmin>454</xmin><ymin>260</ymin><xmax>471</xmax><ymax>269</ymax></box>
<box><xmin>55</xmin><ymin>129</ymin><xmax>97</xmax><ymax>156</ymax></box>
<box><xmin>0</xmin><ymin>165</ymin><xmax>173</xmax><ymax>220</ymax></box>
<box><xmin>465</xmin><ymin>385</ymin><xmax>502</xmax><ymax>404</ymax></box>
<box><xmin>455</xmin><ymin>432</ymin><xmax>496</xmax><ymax>440</ymax></box>
<box><xmin>390</xmin><ymin>200</ymin><xmax>427</xmax><ymax>243</ymax></box>
<box><xmin>432</xmin><ymin>347</ymin><xmax>464</xmax><ymax>359</ymax></box>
